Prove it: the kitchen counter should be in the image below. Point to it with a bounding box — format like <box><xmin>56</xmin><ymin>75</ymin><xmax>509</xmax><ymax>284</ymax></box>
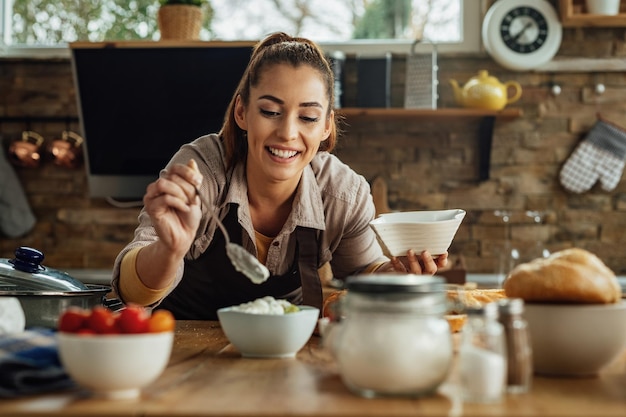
<box><xmin>1</xmin><ymin>321</ymin><xmax>625</xmax><ymax>417</ymax></box>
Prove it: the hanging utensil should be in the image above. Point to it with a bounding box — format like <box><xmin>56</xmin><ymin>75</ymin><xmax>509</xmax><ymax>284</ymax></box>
<box><xmin>8</xmin><ymin>131</ymin><xmax>44</xmax><ymax>168</ymax></box>
<box><xmin>48</xmin><ymin>130</ymin><xmax>84</xmax><ymax>169</ymax></box>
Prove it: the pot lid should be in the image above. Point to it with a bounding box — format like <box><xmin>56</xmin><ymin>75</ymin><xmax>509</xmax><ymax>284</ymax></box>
<box><xmin>0</xmin><ymin>247</ymin><xmax>89</xmax><ymax>292</ymax></box>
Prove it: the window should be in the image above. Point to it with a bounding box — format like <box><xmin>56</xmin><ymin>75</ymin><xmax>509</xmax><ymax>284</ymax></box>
<box><xmin>0</xmin><ymin>0</ymin><xmax>481</xmax><ymax>57</ymax></box>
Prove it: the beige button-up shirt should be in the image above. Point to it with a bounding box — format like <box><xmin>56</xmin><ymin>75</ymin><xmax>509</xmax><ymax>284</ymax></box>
<box><xmin>112</xmin><ymin>134</ymin><xmax>386</xmax><ymax>303</ymax></box>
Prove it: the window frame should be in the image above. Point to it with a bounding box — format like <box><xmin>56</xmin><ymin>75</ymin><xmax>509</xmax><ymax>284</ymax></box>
<box><xmin>0</xmin><ymin>0</ymin><xmax>483</xmax><ymax>58</ymax></box>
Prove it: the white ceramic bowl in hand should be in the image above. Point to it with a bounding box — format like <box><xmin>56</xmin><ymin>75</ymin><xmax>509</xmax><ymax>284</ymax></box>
<box><xmin>524</xmin><ymin>301</ymin><xmax>626</xmax><ymax>376</ymax></box>
<box><xmin>57</xmin><ymin>331</ymin><xmax>174</xmax><ymax>399</ymax></box>
<box><xmin>369</xmin><ymin>209</ymin><xmax>466</xmax><ymax>257</ymax></box>
<box><xmin>217</xmin><ymin>305</ymin><xmax>319</xmax><ymax>358</ymax></box>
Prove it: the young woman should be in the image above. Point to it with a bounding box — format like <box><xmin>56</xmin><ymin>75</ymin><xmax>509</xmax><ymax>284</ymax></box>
<box><xmin>111</xmin><ymin>32</ymin><xmax>447</xmax><ymax>319</ymax></box>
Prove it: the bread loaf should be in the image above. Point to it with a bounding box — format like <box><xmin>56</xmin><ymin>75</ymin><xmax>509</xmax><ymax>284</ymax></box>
<box><xmin>503</xmin><ymin>248</ymin><xmax>621</xmax><ymax>304</ymax></box>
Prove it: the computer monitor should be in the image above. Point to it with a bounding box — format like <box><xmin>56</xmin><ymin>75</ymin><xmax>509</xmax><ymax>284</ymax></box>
<box><xmin>70</xmin><ymin>41</ymin><xmax>254</xmax><ymax>200</ymax></box>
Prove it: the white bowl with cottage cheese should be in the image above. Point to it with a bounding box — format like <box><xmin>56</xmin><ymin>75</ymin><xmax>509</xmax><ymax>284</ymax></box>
<box><xmin>217</xmin><ymin>296</ymin><xmax>319</xmax><ymax>358</ymax></box>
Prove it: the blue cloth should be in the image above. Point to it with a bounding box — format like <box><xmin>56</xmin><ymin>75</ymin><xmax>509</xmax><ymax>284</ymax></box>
<box><xmin>0</xmin><ymin>329</ymin><xmax>74</xmax><ymax>398</ymax></box>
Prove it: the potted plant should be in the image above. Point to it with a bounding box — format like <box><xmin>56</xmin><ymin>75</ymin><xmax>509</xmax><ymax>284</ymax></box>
<box><xmin>158</xmin><ymin>0</ymin><xmax>207</xmax><ymax>40</ymax></box>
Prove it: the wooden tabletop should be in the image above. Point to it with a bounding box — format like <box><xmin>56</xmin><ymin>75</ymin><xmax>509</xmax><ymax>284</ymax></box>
<box><xmin>2</xmin><ymin>320</ymin><xmax>625</xmax><ymax>417</ymax></box>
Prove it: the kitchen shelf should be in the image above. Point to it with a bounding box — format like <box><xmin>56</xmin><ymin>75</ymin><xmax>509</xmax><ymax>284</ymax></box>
<box><xmin>0</xmin><ymin>115</ymin><xmax>79</xmax><ymax>123</ymax></box>
<box><xmin>559</xmin><ymin>0</ymin><xmax>626</xmax><ymax>27</ymax></box>
<box><xmin>337</xmin><ymin>107</ymin><xmax>522</xmax><ymax>119</ymax></box>
<box><xmin>337</xmin><ymin>107</ymin><xmax>523</xmax><ymax>181</ymax></box>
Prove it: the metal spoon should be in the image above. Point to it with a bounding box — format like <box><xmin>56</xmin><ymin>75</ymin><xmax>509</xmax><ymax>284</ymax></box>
<box><xmin>189</xmin><ymin>162</ymin><xmax>270</xmax><ymax>284</ymax></box>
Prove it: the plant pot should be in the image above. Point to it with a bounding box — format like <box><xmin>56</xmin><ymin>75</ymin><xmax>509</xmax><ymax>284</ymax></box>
<box><xmin>158</xmin><ymin>4</ymin><xmax>202</xmax><ymax>40</ymax></box>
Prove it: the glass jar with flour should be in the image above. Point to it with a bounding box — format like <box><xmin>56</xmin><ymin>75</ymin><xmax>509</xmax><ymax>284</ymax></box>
<box><xmin>334</xmin><ymin>274</ymin><xmax>453</xmax><ymax>398</ymax></box>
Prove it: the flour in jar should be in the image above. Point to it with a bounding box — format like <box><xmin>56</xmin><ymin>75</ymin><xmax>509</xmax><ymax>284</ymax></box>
<box><xmin>230</xmin><ymin>296</ymin><xmax>300</xmax><ymax>315</ymax></box>
<box><xmin>336</xmin><ymin>316</ymin><xmax>453</xmax><ymax>395</ymax></box>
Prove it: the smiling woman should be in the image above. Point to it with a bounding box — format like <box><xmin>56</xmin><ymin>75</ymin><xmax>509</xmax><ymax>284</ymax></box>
<box><xmin>109</xmin><ymin>32</ymin><xmax>447</xmax><ymax>323</ymax></box>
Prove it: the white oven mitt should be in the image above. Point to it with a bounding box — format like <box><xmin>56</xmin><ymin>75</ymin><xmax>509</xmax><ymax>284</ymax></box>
<box><xmin>559</xmin><ymin>117</ymin><xmax>626</xmax><ymax>193</ymax></box>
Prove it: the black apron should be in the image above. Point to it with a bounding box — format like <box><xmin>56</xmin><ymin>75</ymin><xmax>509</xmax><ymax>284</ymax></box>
<box><xmin>157</xmin><ymin>206</ymin><xmax>322</xmax><ymax>320</ymax></box>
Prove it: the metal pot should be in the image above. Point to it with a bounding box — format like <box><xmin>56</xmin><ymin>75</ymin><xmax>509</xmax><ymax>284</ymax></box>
<box><xmin>0</xmin><ymin>246</ymin><xmax>121</xmax><ymax>328</ymax></box>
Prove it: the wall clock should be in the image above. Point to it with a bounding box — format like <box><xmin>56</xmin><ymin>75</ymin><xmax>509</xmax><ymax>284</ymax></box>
<box><xmin>482</xmin><ymin>0</ymin><xmax>562</xmax><ymax>71</ymax></box>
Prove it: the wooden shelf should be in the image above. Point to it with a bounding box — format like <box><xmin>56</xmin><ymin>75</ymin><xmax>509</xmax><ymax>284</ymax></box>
<box><xmin>336</xmin><ymin>107</ymin><xmax>523</xmax><ymax>119</ymax></box>
<box><xmin>559</xmin><ymin>0</ymin><xmax>626</xmax><ymax>27</ymax></box>
<box><xmin>337</xmin><ymin>107</ymin><xmax>523</xmax><ymax>182</ymax></box>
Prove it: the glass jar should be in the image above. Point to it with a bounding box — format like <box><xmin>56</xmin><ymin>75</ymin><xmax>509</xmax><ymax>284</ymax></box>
<box><xmin>458</xmin><ymin>303</ymin><xmax>507</xmax><ymax>403</ymax></box>
<box><xmin>334</xmin><ymin>274</ymin><xmax>453</xmax><ymax>398</ymax></box>
<box><xmin>498</xmin><ymin>298</ymin><xmax>533</xmax><ymax>394</ymax></box>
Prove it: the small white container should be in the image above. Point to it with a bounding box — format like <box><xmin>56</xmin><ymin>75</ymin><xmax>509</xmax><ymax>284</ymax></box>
<box><xmin>334</xmin><ymin>274</ymin><xmax>453</xmax><ymax>398</ymax></box>
<box><xmin>586</xmin><ymin>0</ymin><xmax>621</xmax><ymax>15</ymax></box>
<box><xmin>458</xmin><ymin>303</ymin><xmax>507</xmax><ymax>403</ymax></box>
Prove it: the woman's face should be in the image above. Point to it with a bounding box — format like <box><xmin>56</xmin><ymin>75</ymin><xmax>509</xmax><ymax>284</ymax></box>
<box><xmin>235</xmin><ymin>63</ymin><xmax>333</xmax><ymax>185</ymax></box>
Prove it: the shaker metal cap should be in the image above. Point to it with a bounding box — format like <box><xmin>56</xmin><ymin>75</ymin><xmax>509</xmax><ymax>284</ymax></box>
<box><xmin>497</xmin><ymin>298</ymin><xmax>525</xmax><ymax>315</ymax></box>
<box><xmin>466</xmin><ymin>301</ymin><xmax>499</xmax><ymax>319</ymax></box>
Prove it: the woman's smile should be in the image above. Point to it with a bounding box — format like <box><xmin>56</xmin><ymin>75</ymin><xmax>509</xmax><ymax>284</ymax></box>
<box><xmin>267</xmin><ymin>146</ymin><xmax>300</xmax><ymax>160</ymax></box>
<box><xmin>236</xmin><ymin>63</ymin><xmax>332</xmax><ymax>184</ymax></box>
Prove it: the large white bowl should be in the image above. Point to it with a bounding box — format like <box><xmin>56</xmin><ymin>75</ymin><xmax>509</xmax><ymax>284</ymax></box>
<box><xmin>369</xmin><ymin>209</ymin><xmax>466</xmax><ymax>257</ymax></box>
<box><xmin>524</xmin><ymin>301</ymin><xmax>626</xmax><ymax>376</ymax></box>
<box><xmin>217</xmin><ymin>305</ymin><xmax>319</xmax><ymax>358</ymax></box>
<box><xmin>57</xmin><ymin>331</ymin><xmax>174</xmax><ymax>399</ymax></box>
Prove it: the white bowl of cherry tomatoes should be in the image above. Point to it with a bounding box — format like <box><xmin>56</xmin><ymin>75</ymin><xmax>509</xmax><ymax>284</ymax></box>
<box><xmin>56</xmin><ymin>305</ymin><xmax>175</xmax><ymax>399</ymax></box>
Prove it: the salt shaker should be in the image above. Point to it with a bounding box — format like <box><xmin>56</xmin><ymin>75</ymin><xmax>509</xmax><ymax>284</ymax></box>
<box><xmin>458</xmin><ymin>302</ymin><xmax>507</xmax><ymax>403</ymax></box>
<box><xmin>498</xmin><ymin>298</ymin><xmax>533</xmax><ymax>394</ymax></box>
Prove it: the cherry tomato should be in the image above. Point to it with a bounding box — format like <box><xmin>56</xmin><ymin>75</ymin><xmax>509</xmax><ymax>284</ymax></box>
<box><xmin>87</xmin><ymin>306</ymin><xmax>119</xmax><ymax>334</ymax></box>
<box><xmin>147</xmin><ymin>309</ymin><xmax>175</xmax><ymax>333</ymax></box>
<box><xmin>117</xmin><ymin>305</ymin><xmax>150</xmax><ymax>334</ymax></box>
<box><xmin>58</xmin><ymin>307</ymin><xmax>89</xmax><ymax>333</ymax></box>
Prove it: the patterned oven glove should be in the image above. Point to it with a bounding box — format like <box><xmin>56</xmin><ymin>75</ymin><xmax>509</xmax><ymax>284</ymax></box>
<box><xmin>559</xmin><ymin>117</ymin><xmax>626</xmax><ymax>193</ymax></box>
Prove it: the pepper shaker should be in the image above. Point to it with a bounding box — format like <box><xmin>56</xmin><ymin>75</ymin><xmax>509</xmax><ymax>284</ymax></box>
<box><xmin>458</xmin><ymin>302</ymin><xmax>507</xmax><ymax>403</ymax></box>
<box><xmin>498</xmin><ymin>298</ymin><xmax>533</xmax><ymax>394</ymax></box>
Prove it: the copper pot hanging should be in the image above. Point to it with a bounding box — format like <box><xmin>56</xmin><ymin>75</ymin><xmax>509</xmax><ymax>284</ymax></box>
<box><xmin>47</xmin><ymin>130</ymin><xmax>84</xmax><ymax>169</ymax></box>
<box><xmin>8</xmin><ymin>131</ymin><xmax>44</xmax><ymax>168</ymax></box>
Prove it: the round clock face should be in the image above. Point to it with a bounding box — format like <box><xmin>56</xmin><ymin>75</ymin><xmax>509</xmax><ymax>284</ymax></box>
<box><xmin>483</xmin><ymin>0</ymin><xmax>562</xmax><ymax>71</ymax></box>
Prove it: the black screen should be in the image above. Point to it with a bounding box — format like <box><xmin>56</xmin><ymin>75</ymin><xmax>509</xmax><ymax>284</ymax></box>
<box><xmin>70</xmin><ymin>43</ymin><xmax>253</xmax><ymax>198</ymax></box>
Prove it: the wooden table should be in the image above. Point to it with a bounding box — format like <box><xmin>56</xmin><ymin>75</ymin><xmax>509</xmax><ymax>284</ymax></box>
<box><xmin>1</xmin><ymin>321</ymin><xmax>625</xmax><ymax>416</ymax></box>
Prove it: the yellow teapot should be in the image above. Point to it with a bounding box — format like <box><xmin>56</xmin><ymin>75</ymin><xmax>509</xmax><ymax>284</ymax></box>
<box><xmin>449</xmin><ymin>70</ymin><xmax>522</xmax><ymax>111</ymax></box>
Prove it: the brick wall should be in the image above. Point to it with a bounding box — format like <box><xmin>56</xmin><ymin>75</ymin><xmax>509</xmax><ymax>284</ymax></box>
<box><xmin>2</xmin><ymin>26</ymin><xmax>626</xmax><ymax>274</ymax></box>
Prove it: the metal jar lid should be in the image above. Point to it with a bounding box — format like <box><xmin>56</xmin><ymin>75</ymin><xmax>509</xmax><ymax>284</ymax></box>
<box><xmin>344</xmin><ymin>274</ymin><xmax>447</xmax><ymax>315</ymax></box>
<box><xmin>346</xmin><ymin>273</ymin><xmax>445</xmax><ymax>294</ymax></box>
<box><xmin>466</xmin><ymin>301</ymin><xmax>500</xmax><ymax>320</ymax></box>
<box><xmin>0</xmin><ymin>246</ymin><xmax>90</xmax><ymax>292</ymax></box>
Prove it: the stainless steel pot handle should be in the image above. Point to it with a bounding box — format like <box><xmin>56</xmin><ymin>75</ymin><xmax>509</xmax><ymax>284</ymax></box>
<box><xmin>102</xmin><ymin>297</ymin><xmax>124</xmax><ymax>312</ymax></box>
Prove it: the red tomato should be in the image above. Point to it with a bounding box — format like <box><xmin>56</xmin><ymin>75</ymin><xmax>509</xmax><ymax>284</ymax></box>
<box><xmin>147</xmin><ymin>309</ymin><xmax>176</xmax><ymax>333</ymax></box>
<box><xmin>58</xmin><ymin>307</ymin><xmax>89</xmax><ymax>333</ymax></box>
<box><xmin>117</xmin><ymin>305</ymin><xmax>150</xmax><ymax>334</ymax></box>
<box><xmin>87</xmin><ymin>306</ymin><xmax>119</xmax><ymax>334</ymax></box>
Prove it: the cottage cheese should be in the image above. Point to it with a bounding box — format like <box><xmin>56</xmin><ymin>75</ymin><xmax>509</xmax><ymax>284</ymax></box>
<box><xmin>231</xmin><ymin>296</ymin><xmax>299</xmax><ymax>315</ymax></box>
